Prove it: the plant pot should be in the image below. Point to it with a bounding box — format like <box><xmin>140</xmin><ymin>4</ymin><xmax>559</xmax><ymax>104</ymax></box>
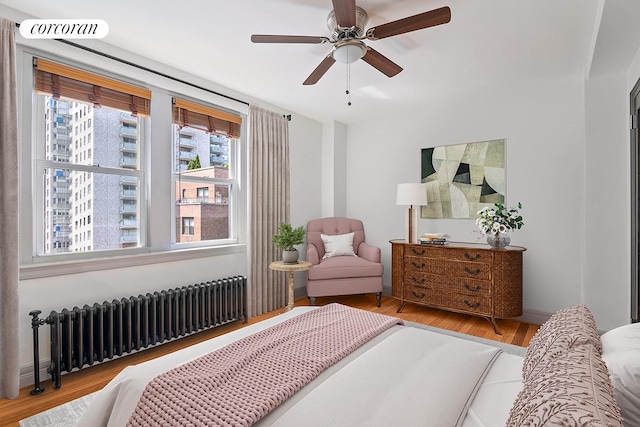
<box><xmin>282</xmin><ymin>249</ymin><xmax>299</xmax><ymax>264</ymax></box>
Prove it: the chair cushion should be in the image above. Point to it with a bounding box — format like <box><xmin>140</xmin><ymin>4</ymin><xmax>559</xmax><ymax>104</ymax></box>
<box><xmin>321</xmin><ymin>232</ymin><xmax>356</xmax><ymax>259</ymax></box>
<box><xmin>307</xmin><ymin>256</ymin><xmax>383</xmax><ymax>281</ymax></box>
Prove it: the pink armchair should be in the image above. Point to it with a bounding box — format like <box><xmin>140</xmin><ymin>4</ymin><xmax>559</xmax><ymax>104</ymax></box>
<box><xmin>305</xmin><ymin>217</ymin><xmax>383</xmax><ymax>306</ymax></box>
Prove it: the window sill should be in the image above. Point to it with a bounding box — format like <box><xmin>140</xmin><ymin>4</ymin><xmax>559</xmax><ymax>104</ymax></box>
<box><xmin>20</xmin><ymin>244</ymin><xmax>247</xmax><ymax>281</ymax></box>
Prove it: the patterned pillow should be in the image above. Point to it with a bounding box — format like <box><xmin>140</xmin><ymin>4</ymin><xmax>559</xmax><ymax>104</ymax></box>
<box><xmin>507</xmin><ymin>343</ymin><xmax>623</xmax><ymax>427</ymax></box>
<box><xmin>522</xmin><ymin>304</ymin><xmax>602</xmax><ymax>381</ymax></box>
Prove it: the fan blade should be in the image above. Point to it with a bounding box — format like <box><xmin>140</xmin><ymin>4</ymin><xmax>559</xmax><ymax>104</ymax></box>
<box><xmin>361</xmin><ymin>48</ymin><xmax>403</xmax><ymax>78</ymax></box>
<box><xmin>332</xmin><ymin>0</ymin><xmax>356</xmax><ymax>28</ymax></box>
<box><xmin>303</xmin><ymin>55</ymin><xmax>336</xmax><ymax>85</ymax></box>
<box><xmin>251</xmin><ymin>35</ymin><xmax>329</xmax><ymax>44</ymax></box>
<box><xmin>366</xmin><ymin>6</ymin><xmax>451</xmax><ymax>40</ymax></box>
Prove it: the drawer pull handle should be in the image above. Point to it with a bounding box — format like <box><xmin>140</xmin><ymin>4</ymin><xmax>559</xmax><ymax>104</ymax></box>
<box><xmin>464</xmin><ymin>267</ymin><xmax>482</xmax><ymax>275</ymax></box>
<box><xmin>411</xmin><ymin>261</ymin><xmax>426</xmax><ymax>269</ymax></box>
<box><xmin>464</xmin><ymin>283</ymin><xmax>482</xmax><ymax>292</ymax></box>
<box><xmin>411</xmin><ymin>248</ymin><xmax>426</xmax><ymax>255</ymax></box>
<box><xmin>412</xmin><ymin>277</ymin><xmax>426</xmax><ymax>284</ymax></box>
<box><xmin>411</xmin><ymin>291</ymin><xmax>426</xmax><ymax>299</ymax></box>
<box><xmin>464</xmin><ymin>300</ymin><xmax>481</xmax><ymax>308</ymax></box>
<box><xmin>464</xmin><ymin>253</ymin><xmax>481</xmax><ymax>261</ymax></box>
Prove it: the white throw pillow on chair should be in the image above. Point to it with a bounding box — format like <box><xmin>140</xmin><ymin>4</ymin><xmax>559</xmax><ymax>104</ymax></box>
<box><xmin>321</xmin><ymin>232</ymin><xmax>356</xmax><ymax>259</ymax></box>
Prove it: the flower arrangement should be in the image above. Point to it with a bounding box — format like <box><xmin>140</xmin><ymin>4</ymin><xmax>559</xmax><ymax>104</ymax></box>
<box><xmin>476</xmin><ymin>202</ymin><xmax>524</xmax><ymax>236</ymax></box>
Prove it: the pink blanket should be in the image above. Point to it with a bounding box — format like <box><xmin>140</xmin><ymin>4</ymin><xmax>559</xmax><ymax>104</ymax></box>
<box><xmin>127</xmin><ymin>304</ymin><xmax>403</xmax><ymax>426</ymax></box>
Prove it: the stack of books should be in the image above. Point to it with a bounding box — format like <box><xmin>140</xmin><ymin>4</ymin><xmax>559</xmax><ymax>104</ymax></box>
<box><xmin>419</xmin><ymin>233</ymin><xmax>449</xmax><ymax>245</ymax></box>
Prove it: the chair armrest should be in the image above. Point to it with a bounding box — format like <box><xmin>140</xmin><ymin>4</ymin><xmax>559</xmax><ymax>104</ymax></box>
<box><xmin>307</xmin><ymin>243</ymin><xmax>320</xmax><ymax>265</ymax></box>
<box><xmin>357</xmin><ymin>242</ymin><xmax>381</xmax><ymax>263</ymax></box>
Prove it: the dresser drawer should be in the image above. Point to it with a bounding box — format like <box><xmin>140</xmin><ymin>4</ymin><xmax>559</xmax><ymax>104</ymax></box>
<box><xmin>405</xmin><ymin>245</ymin><xmax>490</xmax><ymax>263</ymax></box>
<box><xmin>446</xmin><ymin>293</ymin><xmax>491</xmax><ymax>315</ymax></box>
<box><xmin>403</xmin><ymin>285</ymin><xmax>490</xmax><ymax>315</ymax></box>
<box><xmin>404</xmin><ymin>257</ymin><xmax>491</xmax><ymax>280</ymax></box>
<box><xmin>454</xmin><ymin>278</ymin><xmax>491</xmax><ymax>296</ymax></box>
<box><xmin>403</xmin><ymin>284</ymin><xmax>440</xmax><ymax>306</ymax></box>
<box><xmin>404</xmin><ymin>256</ymin><xmax>452</xmax><ymax>274</ymax></box>
<box><xmin>445</xmin><ymin>260</ymin><xmax>491</xmax><ymax>280</ymax></box>
<box><xmin>404</xmin><ymin>271</ymin><xmax>491</xmax><ymax>296</ymax></box>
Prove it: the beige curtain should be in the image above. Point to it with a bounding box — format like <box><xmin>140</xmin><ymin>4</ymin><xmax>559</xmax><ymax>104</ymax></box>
<box><xmin>0</xmin><ymin>18</ymin><xmax>20</xmax><ymax>399</ymax></box>
<box><xmin>248</xmin><ymin>106</ymin><xmax>290</xmax><ymax>316</ymax></box>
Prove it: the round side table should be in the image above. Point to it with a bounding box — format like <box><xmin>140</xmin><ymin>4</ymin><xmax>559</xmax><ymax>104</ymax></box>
<box><xmin>269</xmin><ymin>260</ymin><xmax>313</xmax><ymax>312</ymax></box>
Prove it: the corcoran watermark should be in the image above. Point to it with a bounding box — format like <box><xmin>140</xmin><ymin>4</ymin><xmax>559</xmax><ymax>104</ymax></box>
<box><xmin>19</xmin><ymin>19</ymin><xmax>109</xmax><ymax>39</ymax></box>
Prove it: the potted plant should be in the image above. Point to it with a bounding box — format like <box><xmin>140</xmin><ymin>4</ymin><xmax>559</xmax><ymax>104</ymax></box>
<box><xmin>272</xmin><ymin>222</ymin><xmax>306</xmax><ymax>264</ymax></box>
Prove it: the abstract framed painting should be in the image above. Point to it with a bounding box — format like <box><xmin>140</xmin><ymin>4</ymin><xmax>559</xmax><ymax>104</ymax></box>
<box><xmin>421</xmin><ymin>139</ymin><xmax>505</xmax><ymax>219</ymax></box>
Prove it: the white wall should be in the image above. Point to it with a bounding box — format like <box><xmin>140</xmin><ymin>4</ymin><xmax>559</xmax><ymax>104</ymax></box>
<box><xmin>9</xmin><ymin>17</ymin><xmax>326</xmax><ymax>385</ymax></box>
<box><xmin>320</xmin><ymin>121</ymin><xmax>348</xmax><ymax>218</ymax></box>
<box><xmin>19</xmin><ymin>253</ymin><xmax>246</xmax><ymax>382</ymax></box>
<box><xmin>288</xmin><ymin>115</ymin><xmax>324</xmax><ymax>297</ymax></box>
<box><xmin>346</xmin><ymin>76</ymin><xmax>590</xmax><ymax>326</ymax></box>
<box><xmin>584</xmin><ymin>72</ymin><xmax>631</xmax><ymax>330</ymax></box>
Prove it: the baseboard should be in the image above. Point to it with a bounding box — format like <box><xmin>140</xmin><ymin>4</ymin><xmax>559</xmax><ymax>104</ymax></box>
<box><xmin>294</xmin><ymin>286</ymin><xmax>309</xmax><ymax>301</ymax></box>
<box><xmin>515</xmin><ymin>309</ymin><xmax>551</xmax><ymax>326</ymax></box>
<box><xmin>19</xmin><ymin>359</ymin><xmax>50</xmax><ymax>390</ymax></box>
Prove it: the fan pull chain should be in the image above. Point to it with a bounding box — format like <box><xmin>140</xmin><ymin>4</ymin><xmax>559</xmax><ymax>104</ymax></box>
<box><xmin>346</xmin><ymin>62</ymin><xmax>352</xmax><ymax>106</ymax></box>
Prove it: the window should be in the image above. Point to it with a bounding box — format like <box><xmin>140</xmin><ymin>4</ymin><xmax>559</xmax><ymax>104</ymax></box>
<box><xmin>20</xmin><ymin>53</ymin><xmax>246</xmax><ymax>273</ymax></box>
<box><xmin>172</xmin><ymin>98</ymin><xmax>241</xmax><ymax>246</ymax></box>
<box><xmin>182</xmin><ymin>217</ymin><xmax>195</xmax><ymax>235</ymax></box>
<box><xmin>32</xmin><ymin>58</ymin><xmax>151</xmax><ymax>257</ymax></box>
<box><xmin>197</xmin><ymin>187</ymin><xmax>209</xmax><ymax>201</ymax></box>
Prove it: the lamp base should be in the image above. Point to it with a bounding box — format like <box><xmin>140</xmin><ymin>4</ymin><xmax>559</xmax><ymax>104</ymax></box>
<box><xmin>405</xmin><ymin>206</ymin><xmax>419</xmax><ymax>243</ymax></box>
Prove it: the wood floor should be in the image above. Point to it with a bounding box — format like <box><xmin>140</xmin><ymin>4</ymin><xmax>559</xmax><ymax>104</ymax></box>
<box><xmin>0</xmin><ymin>295</ymin><xmax>540</xmax><ymax>426</ymax></box>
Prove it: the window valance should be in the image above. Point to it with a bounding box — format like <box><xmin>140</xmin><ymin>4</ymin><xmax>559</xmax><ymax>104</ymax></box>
<box><xmin>172</xmin><ymin>98</ymin><xmax>241</xmax><ymax>139</ymax></box>
<box><xmin>34</xmin><ymin>58</ymin><xmax>151</xmax><ymax>116</ymax></box>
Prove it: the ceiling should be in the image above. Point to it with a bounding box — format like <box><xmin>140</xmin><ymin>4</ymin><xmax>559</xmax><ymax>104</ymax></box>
<box><xmin>2</xmin><ymin>0</ymin><xmax>638</xmax><ymax>124</ymax></box>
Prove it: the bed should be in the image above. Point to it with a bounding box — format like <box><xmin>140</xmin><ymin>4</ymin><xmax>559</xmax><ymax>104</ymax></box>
<box><xmin>76</xmin><ymin>303</ymin><xmax>634</xmax><ymax>427</ymax></box>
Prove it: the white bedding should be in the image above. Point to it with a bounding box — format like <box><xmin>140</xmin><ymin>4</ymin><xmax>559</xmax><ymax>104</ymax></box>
<box><xmin>78</xmin><ymin>307</ymin><xmax>524</xmax><ymax>427</ymax></box>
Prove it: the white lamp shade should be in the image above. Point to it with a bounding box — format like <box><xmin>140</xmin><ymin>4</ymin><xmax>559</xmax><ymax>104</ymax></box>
<box><xmin>396</xmin><ymin>183</ymin><xmax>428</xmax><ymax>206</ymax></box>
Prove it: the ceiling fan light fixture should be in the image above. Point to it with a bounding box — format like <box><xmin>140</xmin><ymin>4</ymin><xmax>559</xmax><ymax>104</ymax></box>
<box><xmin>332</xmin><ymin>41</ymin><xmax>367</xmax><ymax>64</ymax></box>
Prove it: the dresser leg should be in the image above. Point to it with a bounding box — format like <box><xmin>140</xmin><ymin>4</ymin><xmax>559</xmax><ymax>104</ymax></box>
<box><xmin>397</xmin><ymin>301</ymin><xmax>407</xmax><ymax>313</ymax></box>
<box><xmin>488</xmin><ymin>316</ymin><xmax>502</xmax><ymax>335</ymax></box>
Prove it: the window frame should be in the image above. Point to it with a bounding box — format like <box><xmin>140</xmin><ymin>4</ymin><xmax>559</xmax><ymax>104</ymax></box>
<box><xmin>171</xmin><ymin>121</ymin><xmax>239</xmax><ymax>249</ymax></box>
<box><xmin>31</xmin><ymin>81</ymin><xmax>149</xmax><ymax>262</ymax></box>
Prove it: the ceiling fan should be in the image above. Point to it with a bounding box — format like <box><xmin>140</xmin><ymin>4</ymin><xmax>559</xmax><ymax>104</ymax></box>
<box><xmin>250</xmin><ymin>0</ymin><xmax>451</xmax><ymax>85</ymax></box>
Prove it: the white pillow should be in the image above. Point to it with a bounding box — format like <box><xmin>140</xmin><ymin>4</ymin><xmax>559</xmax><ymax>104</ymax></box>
<box><xmin>321</xmin><ymin>232</ymin><xmax>356</xmax><ymax>259</ymax></box>
<box><xmin>601</xmin><ymin>323</ymin><xmax>640</xmax><ymax>427</ymax></box>
<box><xmin>602</xmin><ymin>322</ymin><xmax>640</xmax><ymax>354</ymax></box>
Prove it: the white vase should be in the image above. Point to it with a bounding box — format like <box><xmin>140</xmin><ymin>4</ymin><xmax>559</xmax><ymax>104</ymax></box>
<box><xmin>487</xmin><ymin>233</ymin><xmax>510</xmax><ymax>249</ymax></box>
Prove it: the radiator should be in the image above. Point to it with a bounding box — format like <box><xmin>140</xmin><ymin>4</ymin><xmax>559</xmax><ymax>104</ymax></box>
<box><xmin>29</xmin><ymin>276</ymin><xmax>247</xmax><ymax>392</ymax></box>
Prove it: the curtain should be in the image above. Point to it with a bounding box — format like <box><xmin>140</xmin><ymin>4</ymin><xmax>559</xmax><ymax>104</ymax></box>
<box><xmin>248</xmin><ymin>106</ymin><xmax>290</xmax><ymax>316</ymax></box>
<box><xmin>0</xmin><ymin>18</ymin><xmax>20</xmax><ymax>399</ymax></box>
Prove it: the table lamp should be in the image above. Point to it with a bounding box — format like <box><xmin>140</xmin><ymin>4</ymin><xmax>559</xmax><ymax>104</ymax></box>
<box><xmin>396</xmin><ymin>183</ymin><xmax>428</xmax><ymax>243</ymax></box>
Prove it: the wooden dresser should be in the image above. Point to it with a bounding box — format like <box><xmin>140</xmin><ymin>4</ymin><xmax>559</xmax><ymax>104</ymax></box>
<box><xmin>390</xmin><ymin>240</ymin><xmax>526</xmax><ymax>334</ymax></box>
